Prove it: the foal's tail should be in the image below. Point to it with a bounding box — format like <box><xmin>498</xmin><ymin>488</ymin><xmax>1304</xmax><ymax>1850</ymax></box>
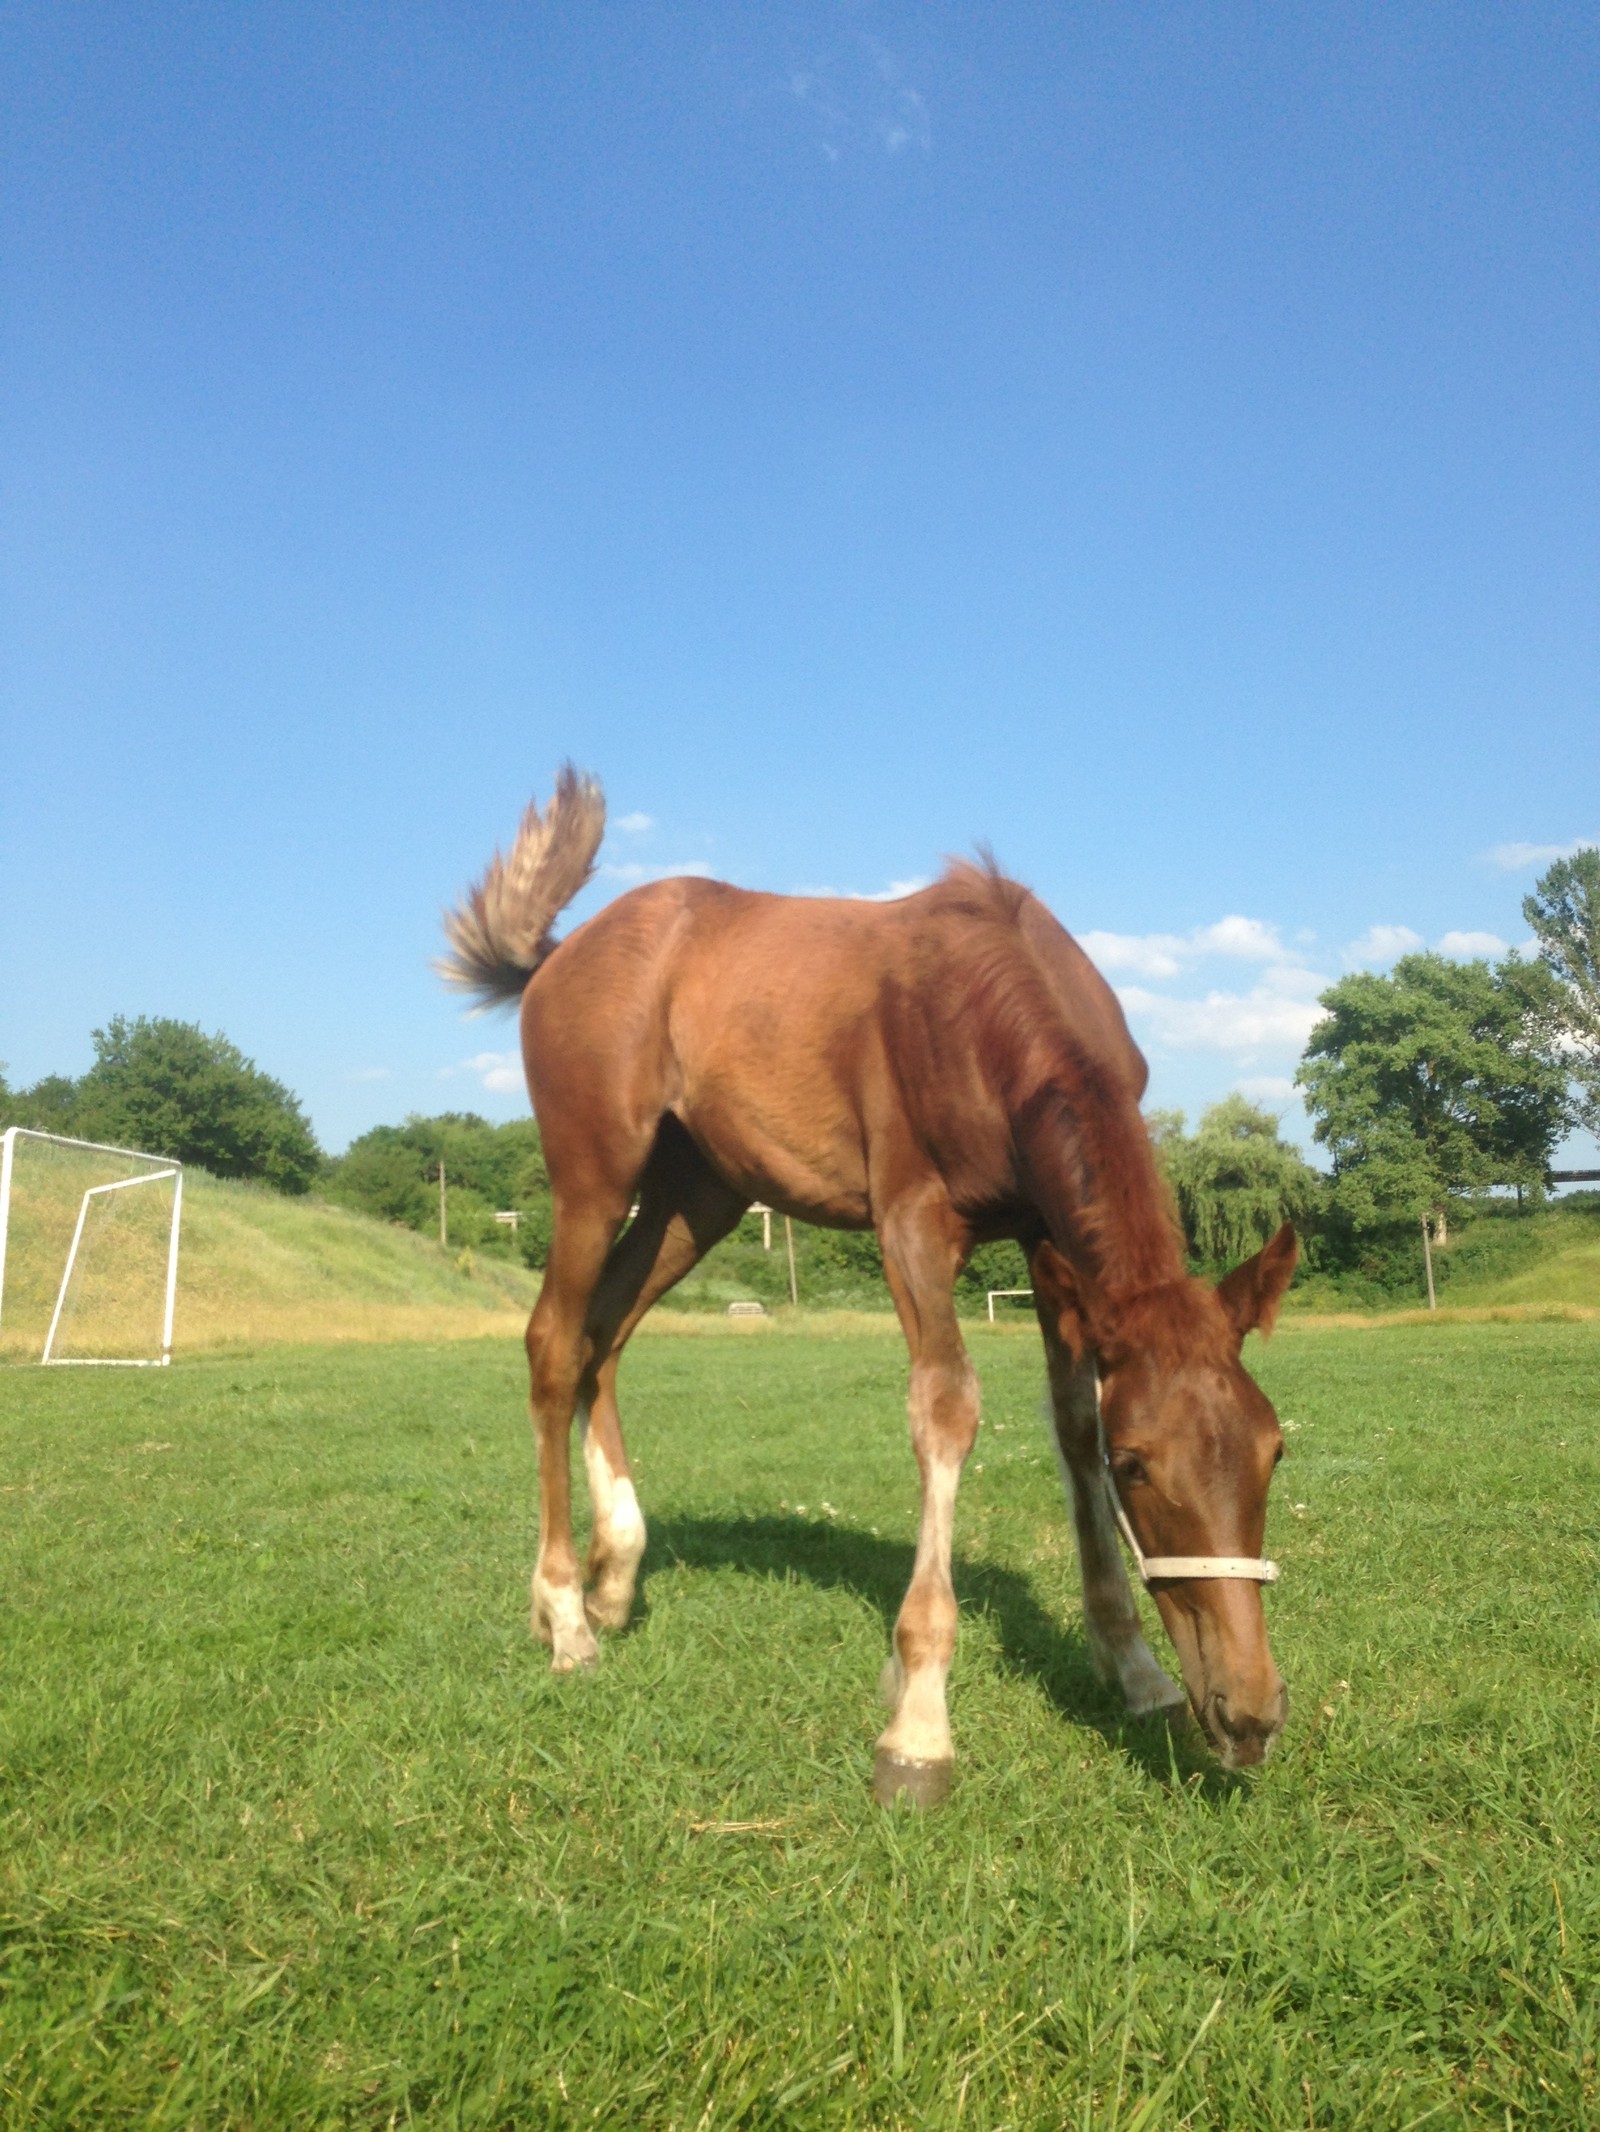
<box><xmin>435</xmin><ymin>765</ymin><xmax>606</xmax><ymax>1009</ymax></box>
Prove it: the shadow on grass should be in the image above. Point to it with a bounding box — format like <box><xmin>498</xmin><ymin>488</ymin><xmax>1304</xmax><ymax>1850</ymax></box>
<box><xmin>644</xmin><ymin>1512</ymin><xmax>1247</xmax><ymax>1799</ymax></box>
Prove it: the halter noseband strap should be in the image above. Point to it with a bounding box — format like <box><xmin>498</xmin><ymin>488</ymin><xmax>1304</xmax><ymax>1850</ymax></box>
<box><xmin>1093</xmin><ymin>1368</ymin><xmax>1280</xmax><ymax>1587</ymax></box>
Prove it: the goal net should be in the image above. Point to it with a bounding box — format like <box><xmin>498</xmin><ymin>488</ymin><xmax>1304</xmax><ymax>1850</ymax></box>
<box><xmin>0</xmin><ymin>1129</ymin><xmax>183</xmax><ymax>1366</ymax></box>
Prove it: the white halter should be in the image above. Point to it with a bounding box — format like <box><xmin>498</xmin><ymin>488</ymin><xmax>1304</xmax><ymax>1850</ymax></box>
<box><xmin>1094</xmin><ymin>1368</ymin><xmax>1279</xmax><ymax>1586</ymax></box>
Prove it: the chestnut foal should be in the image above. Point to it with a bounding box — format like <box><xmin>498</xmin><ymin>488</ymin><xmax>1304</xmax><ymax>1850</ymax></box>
<box><xmin>440</xmin><ymin>770</ymin><xmax>1297</xmax><ymax>1803</ymax></box>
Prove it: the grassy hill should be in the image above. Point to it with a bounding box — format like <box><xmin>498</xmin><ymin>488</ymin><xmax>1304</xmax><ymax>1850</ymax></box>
<box><xmin>1283</xmin><ymin>1192</ymin><xmax>1600</xmax><ymax>1320</ymax></box>
<box><xmin>1</xmin><ymin>1162</ymin><xmax>537</xmax><ymax>1360</ymax></box>
<box><xmin>174</xmin><ymin>1172</ymin><xmax>540</xmax><ymax>1348</ymax></box>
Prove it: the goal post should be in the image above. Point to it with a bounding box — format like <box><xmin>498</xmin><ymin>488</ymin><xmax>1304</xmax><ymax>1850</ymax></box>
<box><xmin>0</xmin><ymin>1128</ymin><xmax>184</xmax><ymax>1367</ymax></box>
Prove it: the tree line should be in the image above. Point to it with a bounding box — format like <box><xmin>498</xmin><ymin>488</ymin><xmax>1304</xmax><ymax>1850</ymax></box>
<box><xmin>0</xmin><ymin>1025</ymin><xmax>553</xmax><ymax>1267</ymax></box>
<box><xmin>6</xmin><ymin>851</ymin><xmax>1596</xmax><ymax>1299</ymax></box>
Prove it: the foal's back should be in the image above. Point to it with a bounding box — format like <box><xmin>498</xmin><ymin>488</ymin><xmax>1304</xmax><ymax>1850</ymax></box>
<box><xmin>520</xmin><ymin>866</ymin><xmax>1146</xmax><ymax>1226</ymax></box>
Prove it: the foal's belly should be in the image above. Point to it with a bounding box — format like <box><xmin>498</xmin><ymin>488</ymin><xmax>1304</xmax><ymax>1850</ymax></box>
<box><xmin>669</xmin><ymin>1084</ymin><xmax>875</xmax><ymax>1232</ymax></box>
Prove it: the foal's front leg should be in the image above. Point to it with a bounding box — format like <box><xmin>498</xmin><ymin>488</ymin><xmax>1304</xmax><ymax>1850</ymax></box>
<box><xmin>874</xmin><ymin>1199</ymin><xmax>982</xmax><ymax>1806</ymax></box>
<box><xmin>1046</xmin><ymin>1349</ymin><xmax>1184</xmax><ymax>1718</ymax></box>
<box><xmin>874</xmin><ymin>1344</ymin><xmax>981</xmax><ymax>1806</ymax></box>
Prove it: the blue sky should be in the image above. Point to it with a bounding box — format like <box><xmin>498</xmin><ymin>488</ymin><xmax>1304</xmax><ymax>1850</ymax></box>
<box><xmin>4</xmin><ymin>3</ymin><xmax>1597</xmax><ymax>1158</ymax></box>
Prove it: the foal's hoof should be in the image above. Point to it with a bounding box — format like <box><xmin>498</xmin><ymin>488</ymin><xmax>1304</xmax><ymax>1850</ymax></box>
<box><xmin>549</xmin><ymin>1646</ymin><xmax>599</xmax><ymax>1675</ymax></box>
<box><xmin>873</xmin><ymin>1750</ymin><xmax>953</xmax><ymax>1809</ymax></box>
<box><xmin>584</xmin><ymin>1592</ymin><xmax>633</xmax><ymax>1633</ymax></box>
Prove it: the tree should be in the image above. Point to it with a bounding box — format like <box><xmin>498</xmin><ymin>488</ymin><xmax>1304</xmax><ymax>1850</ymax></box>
<box><xmin>1157</xmin><ymin>1097</ymin><xmax>1323</xmax><ymax>1269</ymax></box>
<box><xmin>70</xmin><ymin>1016</ymin><xmax>323</xmax><ymax>1193</ymax></box>
<box><xmin>1523</xmin><ymin>846</ymin><xmax>1600</xmax><ymax>1135</ymax></box>
<box><xmin>324</xmin><ymin>1112</ymin><xmax>554</xmax><ymax>1264</ymax></box>
<box><xmin>1</xmin><ymin>1074</ymin><xmax>82</xmax><ymax>1134</ymax></box>
<box><xmin>1295</xmin><ymin>953</ymin><xmax>1570</xmax><ymax>1230</ymax></box>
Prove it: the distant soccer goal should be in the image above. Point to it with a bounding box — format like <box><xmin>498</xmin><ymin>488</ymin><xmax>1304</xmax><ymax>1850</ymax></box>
<box><xmin>0</xmin><ymin>1129</ymin><xmax>183</xmax><ymax>1367</ymax></box>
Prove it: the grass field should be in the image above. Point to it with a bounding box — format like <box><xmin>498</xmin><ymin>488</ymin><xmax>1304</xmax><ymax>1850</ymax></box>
<box><xmin>3</xmin><ymin>1321</ymin><xmax>1598</xmax><ymax>2128</ymax></box>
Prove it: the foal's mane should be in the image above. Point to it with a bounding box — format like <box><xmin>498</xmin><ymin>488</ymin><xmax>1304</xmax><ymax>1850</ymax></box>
<box><xmin>929</xmin><ymin>858</ymin><xmax>1216</xmax><ymax>1360</ymax></box>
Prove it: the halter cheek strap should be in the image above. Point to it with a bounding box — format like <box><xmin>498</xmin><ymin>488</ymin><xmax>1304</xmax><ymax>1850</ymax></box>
<box><xmin>1094</xmin><ymin>1369</ymin><xmax>1280</xmax><ymax>1587</ymax></box>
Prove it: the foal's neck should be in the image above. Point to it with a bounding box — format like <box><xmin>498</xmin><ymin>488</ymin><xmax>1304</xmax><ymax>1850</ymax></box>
<box><xmin>1013</xmin><ymin>1052</ymin><xmax>1188</xmax><ymax>1317</ymax></box>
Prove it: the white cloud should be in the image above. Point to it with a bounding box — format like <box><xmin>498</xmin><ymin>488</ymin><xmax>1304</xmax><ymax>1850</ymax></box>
<box><xmin>1233</xmin><ymin>1075</ymin><xmax>1299</xmax><ymax>1106</ymax></box>
<box><xmin>1485</xmin><ymin>838</ymin><xmax>1598</xmax><ymax>871</ymax></box>
<box><xmin>465</xmin><ymin>1050</ymin><xmax>523</xmax><ymax>1095</ymax></box>
<box><xmin>789</xmin><ymin>32</ymin><xmax>931</xmax><ymax>161</ymax></box>
<box><xmin>345</xmin><ymin>1066</ymin><xmax>393</xmax><ymax>1083</ymax></box>
<box><xmin>613</xmin><ymin>812</ymin><xmax>653</xmax><ymax>835</ymax></box>
<box><xmin>792</xmin><ymin>877</ymin><xmax>932</xmax><ymax>901</ymax></box>
<box><xmin>1253</xmin><ymin>961</ymin><xmax>1326</xmax><ymax>1000</ymax></box>
<box><xmin>1078</xmin><ymin>913</ymin><xmax>1332</xmax><ymax>1063</ymax></box>
<box><xmin>1437</xmin><ymin>929</ymin><xmax>1508</xmax><ymax>959</ymax></box>
<box><xmin>1080</xmin><ymin>914</ymin><xmax>1298</xmax><ymax>981</ymax></box>
<box><xmin>600</xmin><ymin>858</ymin><xmax>715</xmax><ymax>883</ymax></box>
<box><xmin>1190</xmin><ymin>916</ymin><xmax>1290</xmax><ymax>962</ymax></box>
<box><xmin>1079</xmin><ymin>930</ymin><xmax>1187</xmax><ymax>979</ymax></box>
<box><xmin>876</xmin><ymin>88</ymin><xmax>931</xmax><ymax>154</ymax></box>
<box><xmin>1342</xmin><ymin>923</ymin><xmax>1423</xmax><ymax>968</ymax></box>
<box><xmin>1116</xmin><ymin>984</ymin><xmax>1326</xmax><ymax>1057</ymax></box>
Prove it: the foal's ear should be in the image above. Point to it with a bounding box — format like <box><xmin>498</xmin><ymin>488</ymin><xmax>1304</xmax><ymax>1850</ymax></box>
<box><xmin>1030</xmin><ymin>1239</ymin><xmax>1099</xmax><ymax>1361</ymax></box>
<box><xmin>1215</xmin><ymin>1222</ymin><xmax>1299</xmax><ymax>1343</ymax></box>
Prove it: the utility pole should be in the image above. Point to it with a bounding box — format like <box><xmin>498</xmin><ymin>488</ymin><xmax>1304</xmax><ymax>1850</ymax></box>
<box><xmin>1421</xmin><ymin>1213</ymin><xmax>1436</xmax><ymax>1311</ymax></box>
<box><xmin>439</xmin><ymin>1161</ymin><xmax>448</xmax><ymax>1248</ymax></box>
<box><xmin>784</xmin><ymin>1216</ymin><xmax>798</xmax><ymax>1307</ymax></box>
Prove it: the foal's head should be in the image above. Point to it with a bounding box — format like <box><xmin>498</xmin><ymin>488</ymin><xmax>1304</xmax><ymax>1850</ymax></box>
<box><xmin>1042</xmin><ymin>1224</ymin><xmax>1299</xmax><ymax>1768</ymax></box>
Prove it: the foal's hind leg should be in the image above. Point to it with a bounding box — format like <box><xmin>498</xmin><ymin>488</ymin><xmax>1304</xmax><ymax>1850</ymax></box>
<box><xmin>1040</xmin><ymin>1339</ymin><xmax>1184</xmax><ymax>1718</ymax></box>
<box><xmin>577</xmin><ymin>1130</ymin><xmax>748</xmax><ymax>1632</ymax></box>
<box><xmin>873</xmin><ymin>1190</ymin><xmax>981</xmax><ymax>1807</ymax></box>
<box><xmin>526</xmin><ymin>1194</ymin><xmax>628</xmax><ymax>1671</ymax></box>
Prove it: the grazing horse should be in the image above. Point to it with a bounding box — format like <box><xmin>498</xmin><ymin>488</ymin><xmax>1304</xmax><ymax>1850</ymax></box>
<box><xmin>440</xmin><ymin>769</ymin><xmax>1297</xmax><ymax>1804</ymax></box>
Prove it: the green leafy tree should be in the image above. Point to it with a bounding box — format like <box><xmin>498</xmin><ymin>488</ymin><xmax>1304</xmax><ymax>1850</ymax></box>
<box><xmin>1296</xmin><ymin>953</ymin><xmax>1570</xmax><ymax>1229</ymax></box>
<box><xmin>1158</xmin><ymin>1097</ymin><xmax>1323</xmax><ymax>1269</ymax></box>
<box><xmin>1523</xmin><ymin>846</ymin><xmax>1600</xmax><ymax>1134</ymax></box>
<box><xmin>954</xmin><ymin>1238</ymin><xmax>1030</xmax><ymax>1313</ymax></box>
<box><xmin>325</xmin><ymin>1113</ymin><xmax>554</xmax><ymax>1264</ymax></box>
<box><xmin>70</xmin><ymin>1016</ymin><xmax>322</xmax><ymax>1193</ymax></box>
<box><xmin>2</xmin><ymin>1073</ymin><xmax>82</xmax><ymax>1133</ymax></box>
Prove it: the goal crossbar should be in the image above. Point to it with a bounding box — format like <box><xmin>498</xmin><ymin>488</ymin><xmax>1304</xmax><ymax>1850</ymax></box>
<box><xmin>0</xmin><ymin>1127</ymin><xmax>185</xmax><ymax>1367</ymax></box>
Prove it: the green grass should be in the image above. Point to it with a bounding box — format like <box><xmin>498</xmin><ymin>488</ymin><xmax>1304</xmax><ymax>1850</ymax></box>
<box><xmin>3</xmin><ymin>1323</ymin><xmax>1598</xmax><ymax>2127</ymax></box>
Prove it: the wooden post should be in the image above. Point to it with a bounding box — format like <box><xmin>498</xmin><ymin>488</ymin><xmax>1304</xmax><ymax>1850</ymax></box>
<box><xmin>1421</xmin><ymin>1213</ymin><xmax>1436</xmax><ymax>1311</ymax></box>
<box><xmin>784</xmin><ymin>1216</ymin><xmax>798</xmax><ymax>1307</ymax></box>
<box><xmin>439</xmin><ymin>1161</ymin><xmax>447</xmax><ymax>1248</ymax></box>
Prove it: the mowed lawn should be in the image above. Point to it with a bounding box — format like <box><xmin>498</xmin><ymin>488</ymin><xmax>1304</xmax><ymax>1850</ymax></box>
<box><xmin>2</xmin><ymin>1324</ymin><xmax>1597</xmax><ymax>2129</ymax></box>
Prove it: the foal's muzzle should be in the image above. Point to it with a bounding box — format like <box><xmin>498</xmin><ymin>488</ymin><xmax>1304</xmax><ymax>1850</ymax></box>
<box><xmin>1202</xmin><ymin>1683</ymin><xmax>1289</xmax><ymax>1769</ymax></box>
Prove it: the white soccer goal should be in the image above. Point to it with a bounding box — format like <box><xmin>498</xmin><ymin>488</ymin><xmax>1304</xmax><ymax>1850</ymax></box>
<box><xmin>0</xmin><ymin>1129</ymin><xmax>183</xmax><ymax>1367</ymax></box>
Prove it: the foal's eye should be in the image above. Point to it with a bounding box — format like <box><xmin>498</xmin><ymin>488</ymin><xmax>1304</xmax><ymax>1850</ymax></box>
<box><xmin>1273</xmin><ymin>1442</ymin><xmax>1286</xmax><ymax>1467</ymax></box>
<box><xmin>1111</xmin><ymin>1453</ymin><xmax>1148</xmax><ymax>1486</ymax></box>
